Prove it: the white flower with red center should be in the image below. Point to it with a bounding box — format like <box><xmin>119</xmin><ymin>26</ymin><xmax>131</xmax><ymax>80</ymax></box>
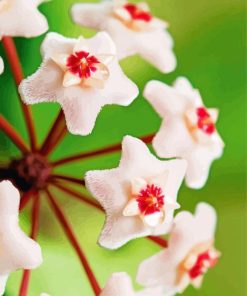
<box><xmin>0</xmin><ymin>181</ymin><xmax>43</xmax><ymax>295</ymax></box>
<box><xmin>85</xmin><ymin>136</ymin><xmax>187</xmax><ymax>249</ymax></box>
<box><xmin>137</xmin><ymin>203</ymin><xmax>220</xmax><ymax>294</ymax></box>
<box><xmin>0</xmin><ymin>0</ymin><xmax>48</xmax><ymax>38</ymax></box>
<box><xmin>144</xmin><ymin>77</ymin><xmax>224</xmax><ymax>189</ymax></box>
<box><xmin>19</xmin><ymin>32</ymin><xmax>139</xmax><ymax>136</ymax></box>
<box><xmin>71</xmin><ymin>0</ymin><xmax>176</xmax><ymax>73</ymax></box>
<box><xmin>100</xmin><ymin>272</ymin><xmax>167</xmax><ymax>296</ymax></box>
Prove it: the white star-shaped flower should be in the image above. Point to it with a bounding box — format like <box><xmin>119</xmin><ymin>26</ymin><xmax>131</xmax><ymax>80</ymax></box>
<box><xmin>85</xmin><ymin>136</ymin><xmax>187</xmax><ymax>249</ymax></box>
<box><xmin>144</xmin><ymin>77</ymin><xmax>224</xmax><ymax>189</ymax></box>
<box><xmin>100</xmin><ymin>272</ymin><xmax>168</xmax><ymax>296</ymax></box>
<box><xmin>137</xmin><ymin>203</ymin><xmax>220</xmax><ymax>294</ymax></box>
<box><xmin>0</xmin><ymin>181</ymin><xmax>43</xmax><ymax>295</ymax></box>
<box><xmin>0</xmin><ymin>56</ymin><xmax>3</xmax><ymax>75</ymax></box>
<box><xmin>71</xmin><ymin>0</ymin><xmax>176</xmax><ymax>73</ymax></box>
<box><xmin>19</xmin><ymin>32</ymin><xmax>139</xmax><ymax>136</ymax></box>
<box><xmin>0</xmin><ymin>0</ymin><xmax>48</xmax><ymax>38</ymax></box>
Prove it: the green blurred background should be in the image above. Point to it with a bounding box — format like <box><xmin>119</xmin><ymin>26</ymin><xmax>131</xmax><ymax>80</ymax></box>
<box><xmin>0</xmin><ymin>0</ymin><xmax>246</xmax><ymax>295</ymax></box>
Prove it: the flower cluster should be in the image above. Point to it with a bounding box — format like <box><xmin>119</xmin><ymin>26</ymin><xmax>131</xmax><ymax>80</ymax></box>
<box><xmin>0</xmin><ymin>0</ymin><xmax>224</xmax><ymax>295</ymax></box>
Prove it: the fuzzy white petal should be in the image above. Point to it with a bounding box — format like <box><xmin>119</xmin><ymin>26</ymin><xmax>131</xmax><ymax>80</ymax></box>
<box><xmin>71</xmin><ymin>1</ymin><xmax>176</xmax><ymax>73</ymax></box>
<box><xmin>0</xmin><ymin>274</ymin><xmax>8</xmax><ymax>296</ymax></box>
<box><xmin>144</xmin><ymin>77</ymin><xmax>224</xmax><ymax>189</ymax></box>
<box><xmin>19</xmin><ymin>32</ymin><xmax>138</xmax><ymax>136</ymax></box>
<box><xmin>0</xmin><ymin>0</ymin><xmax>48</xmax><ymax>38</ymax></box>
<box><xmin>101</xmin><ymin>272</ymin><xmax>166</xmax><ymax>296</ymax></box>
<box><xmin>85</xmin><ymin>136</ymin><xmax>186</xmax><ymax>249</ymax></box>
<box><xmin>0</xmin><ymin>57</ymin><xmax>4</xmax><ymax>75</ymax></box>
<box><xmin>0</xmin><ymin>181</ymin><xmax>42</xmax><ymax>295</ymax></box>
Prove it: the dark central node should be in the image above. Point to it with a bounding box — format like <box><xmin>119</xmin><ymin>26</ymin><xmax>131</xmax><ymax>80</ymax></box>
<box><xmin>8</xmin><ymin>153</ymin><xmax>52</xmax><ymax>192</ymax></box>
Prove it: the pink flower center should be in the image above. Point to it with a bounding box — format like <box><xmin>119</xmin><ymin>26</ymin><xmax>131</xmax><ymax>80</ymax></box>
<box><xmin>66</xmin><ymin>51</ymin><xmax>100</xmax><ymax>79</ymax></box>
<box><xmin>136</xmin><ymin>184</ymin><xmax>164</xmax><ymax>216</ymax></box>
<box><xmin>197</xmin><ymin>107</ymin><xmax>215</xmax><ymax>135</ymax></box>
<box><xmin>124</xmin><ymin>3</ymin><xmax>152</xmax><ymax>22</ymax></box>
<box><xmin>189</xmin><ymin>250</ymin><xmax>219</xmax><ymax>279</ymax></box>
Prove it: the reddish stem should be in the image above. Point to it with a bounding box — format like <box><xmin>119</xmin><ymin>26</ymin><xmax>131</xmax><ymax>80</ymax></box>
<box><xmin>52</xmin><ymin>134</ymin><xmax>154</xmax><ymax>167</ymax></box>
<box><xmin>40</xmin><ymin>110</ymin><xmax>67</xmax><ymax>156</ymax></box>
<box><xmin>19</xmin><ymin>191</ymin><xmax>34</xmax><ymax>211</ymax></box>
<box><xmin>2</xmin><ymin>37</ymin><xmax>37</xmax><ymax>151</ymax></box>
<box><xmin>0</xmin><ymin>115</ymin><xmax>30</xmax><ymax>153</ymax></box>
<box><xmin>52</xmin><ymin>182</ymin><xmax>102</xmax><ymax>211</ymax></box>
<box><xmin>51</xmin><ymin>174</ymin><xmax>85</xmax><ymax>186</ymax></box>
<box><xmin>46</xmin><ymin>189</ymin><xmax>101</xmax><ymax>296</ymax></box>
<box><xmin>18</xmin><ymin>195</ymin><xmax>40</xmax><ymax>296</ymax></box>
<box><xmin>148</xmin><ymin>235</ymin><xmax>168</xmax><ymax>248</ymax></box>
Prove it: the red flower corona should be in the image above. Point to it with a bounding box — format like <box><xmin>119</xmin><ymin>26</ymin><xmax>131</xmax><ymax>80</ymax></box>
<box><xmin>197</xmin><ymin>107</ymin><xmax>215</xmax><ymax>135</ymax></box>
<box><xmin>66</xmin><ymin>51</ymin><xmax>100</xmax><ymax>79</ymax></box>
<box><xmin>137</xmin><ymin>184</ymin><xmax>165</xmax><ymax>215</ymax></box>
<box><xmin>124</xmin><ymin>4</ymin><xmax>152</xmax><ymax>22</ymax></box>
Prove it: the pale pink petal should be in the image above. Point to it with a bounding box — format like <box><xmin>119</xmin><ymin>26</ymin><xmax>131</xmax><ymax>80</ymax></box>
<box><xmin>0</xmin><ymin>0</ymin><xmax>48</xmax><ymax>38</ymax></box>
<box><xmin>0</xmin><ymin>274</ymin><xmax>8</xmax><ymax>296</ymax></box>
<box><xmin>71</xmin><ymin>2</ymin><xmax>111</xmax><ymax>31</ymax></box>
<box><xmin>19</xmin><ymin>59</ymin><xmax>61</xmax><ymax>104</ymax></box>
<box><xmin>86</xmin><ymin>136</ymin><xmax>186</xmax><ymax>249</ymax></box>
<box><xmin>137</xmin><ymin>203</ymin><xmax>217</xmax><ymax>291</ymax></box>
<box><xmin>0</xmin><ymin>56</ymin><xmax>4</xmax><ymax>75</ymax></box>
<box><xmin>152</xmin><ymin>120</ymin><xmax>194</xmax><ymax>158</ymax></box>
<box><xmin>123</xmin><ymin>199</ymin><xmax>140</xmax><ymax>216</ymax></box>
<box><xmin>144</xmin><ymin>80</ymin><xmax>189</xmax><ymax>116</ymax></box>
<box><xmin>185</xmin><ymin>142</ymin><xmax>224</xmax><ymax>189</ymax></box>
<box><xmin>0</xmin><ymin>181</ymin><xmax>43</xmax><ymax>275</ymax></box>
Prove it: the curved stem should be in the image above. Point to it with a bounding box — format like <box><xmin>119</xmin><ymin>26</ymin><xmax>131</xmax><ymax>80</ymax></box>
<box><xmin>19</xmin><ymin>194</ymin><xmax>40</xmax><ymax>296</ymax></box>
<box><xmin>46</xmin><ymin>189</ymin><xmax>101</xmax><ymax>296</ymax></box>
<box><xmin>51</xmin><ymin>174</ymin><xmax>85</xmax><ymax>186</ymax></box>
<box><xmin>52</xmin><ymin>134</ymin><xmax>154</xmax><ymax>167</ymax></box>
<box><xmin>0</xmin><ymin>115</ymin><xmax>30</xmax><ymax>153</ymax></box>
<box><xmin>40</xmin><ymin>110</ymin><xmax>67</xmax><ymax>156</ymax></box>
<box><xmin>2</xmin><ymin>37</ymin><xmax>37</xmax><ymax>151</ymax></box>
<box><xmin>52</xmin><ymin>182</ymin><xmax>102</xmax><ymax>211</ymax></box>
<box><xmin>19</xmin><ymin>191</ymin><xmax>35</xmax><ymax>212</ymax></box>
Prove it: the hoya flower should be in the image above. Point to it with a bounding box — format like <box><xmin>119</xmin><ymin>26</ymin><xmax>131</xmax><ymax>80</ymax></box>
<box><xmin>0</xmin><ymin>181</ymin><xmax>43</xmax><ymax>295</ymax></box>
<box><xmin>137</xmin><ymin>203</ymin><xmax>220</xmax><ymax>294</ymax></box>
<box><xmin>0</xmin><ymin>56</ymin><xmax>3</xmax><ymax>75</ymax></box>
<box><xmin>19</xmin><ymin>32</ymin><xmax>139</xmax><ymax>135</ymax></box>
<box><xmin>144</xmin><ymin>77</ymin><xmax>224</xmax><ymax>189</ymax></box>
<box><xmin>100</xmin><ymin>272</ymin><xmax>166</xmax><ymax>296</ymax></box>
<box><xmin>85</xmin><ymin>136</ymin><xmax>187</xmax><ymax>249</ymax></box>
<box><xmin>0</xmin><ymin>0</ymin><xmax>48</xmax><ymax>38</ymax></box>
<box><xmin>71</xmin><ymin>0</ymin><xmax>176</xmax><ymax>73</ymax></box>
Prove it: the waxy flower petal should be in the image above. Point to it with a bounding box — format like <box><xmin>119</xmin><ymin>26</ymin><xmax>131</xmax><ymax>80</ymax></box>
<box><xmin>137</xmin><ymin>203</ymin><xmax>220</xmax><ymax>294</ymax></box>
<box><xmin>0</xmin><ymin>0</ymin><xmax>48</xmax><ymax>38</ymax></box>
<box><xmin>100</xmin><ymin>272</ymin><xmax>166</xmax><ymax>296</ymax></box>
<box><xmin>144</xmin><ymin>77</ymin><xmax>224</xmax><ymax>189</ymax></box>
<box><xmin>0</xmin><ymin>181</ymin><xmax>43</xmax><ymax>294</ymax></box>
<box><xmin>85</xmin><ymin>136</ymin><xmax>187</xmax><ymax>249</ymax></box>
<box><xmin>71</xmin><ymin>0</ymin><xmax>176</xmax><ymax>73</ymax></box>
<box><xmin>19</xmin><ymin>32</ymin><xmax>139</xmax><ymax>136</ymax></box>
<box><xmin>0</xmin><ymin>56</ymin><xmax>3</xmax><ymax>75</ymax></box>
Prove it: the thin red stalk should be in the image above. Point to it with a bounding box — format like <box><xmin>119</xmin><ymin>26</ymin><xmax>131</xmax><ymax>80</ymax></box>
<box><xmin>19</xmin><ymin>191</ymin><xmax>34</xmax><ymax>211</ymax></box>
<box><xmin>51</xmin><ymin>174</ymin><xmax>85</xmax><ymax>186</ymax></box>
<box><xmin>52</xmin><ymin>134</ymin><xmax>154</xmax><ymax>167</ymax></box>
<box><xmin>0</xmin><ymin>115</ymin><xmax>30</xmax><ymax>153</ymax></box>
<box><xmin>52</xmin><ymin>182</ymin><xmax>168</xmax><ymax>248</ymax></box>
<box><xmin>19</xmin><ymin>195</ymin><xmax>40</xmax><ymax>296</ymax></box>
<box><xmin>40</xmin><ymin>110</ymin><xmax>67</xmax><ymax>156</ymax></box>
<box><xmin>46</xmin><ymin>189</ymin><xmax>101</xmax><ymax>295</ymax></box>
<box><xmin>2</xmin><ymin>37</ymin><xmax>37</xmax><ymax>151</ymax></box>
<box><xmin>52</xmin><ymin>182</ymin><xmax>102</xmax><ymax>212</ymax></box>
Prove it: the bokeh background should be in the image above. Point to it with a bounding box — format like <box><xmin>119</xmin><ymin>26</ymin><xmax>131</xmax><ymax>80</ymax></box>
<box><xmin>0</xmin><ymin>0</ymin><xmax>246</xmax><ymax>295</ymax></box>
